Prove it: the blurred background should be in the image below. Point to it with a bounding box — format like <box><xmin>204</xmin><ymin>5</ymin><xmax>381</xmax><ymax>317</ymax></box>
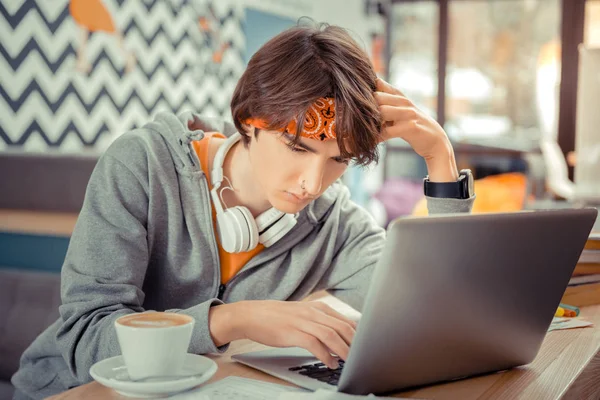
<box><xmin>0</xmin><ymin>1</ymin><xmax>599</xmax><ymax>397</ymax></box>
<box><xmin>1</xmin><ymin>0</ymin><xmax>600</xmax><ymax>257</ymax></box>
<box><xmin>1</xmin><ymin>0</ymin><xmax>600</xmax><ymax>226</ymax></box>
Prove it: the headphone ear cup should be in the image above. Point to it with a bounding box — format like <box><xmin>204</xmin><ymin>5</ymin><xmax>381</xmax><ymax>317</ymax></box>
<box><xmin>259</xmin><ymin>212</ymin><xmax>297</xmax><ymax>247</ymax></box>
<box><xmin>255</xmin><ymin>208</ymin><xmax>285</xmax><ymax>232</ymax></box>
<box><xmin>231</xmin><ymin>206</ymin><xmax>259</xmax><ymax>252</ymax></box>
<box><xmin>216</xmin><ymin>210</ymin><xmax>239</xmax><ymax>253</ymax></box>
<box><xmin>217</xmin><ymin>207</ymin><xmax>259</xmax><ymax>253</ymax></box>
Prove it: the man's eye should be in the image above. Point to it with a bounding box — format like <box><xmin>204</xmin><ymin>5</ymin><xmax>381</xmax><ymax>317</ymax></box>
<box><xmin>288</xmin><ymin>145</ymin><xmax>307</xmax><ymax>153</ymax></box>
<box><xmin>331</xmin><ymin>157</ymin><xmax>349</xmax><ymax>165</ymax></box>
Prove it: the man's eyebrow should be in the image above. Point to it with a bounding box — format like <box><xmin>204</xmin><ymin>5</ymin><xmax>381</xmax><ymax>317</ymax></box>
<box><xmin>282</xmin><ymin>133</ymin><xmax>317</xmax><ymax>153</ymax></box>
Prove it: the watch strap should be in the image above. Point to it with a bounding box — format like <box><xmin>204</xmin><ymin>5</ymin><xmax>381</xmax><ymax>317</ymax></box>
<box><xmin>424</xmin><ymin>171</ymin><xmax>471</xmax><ymax>199</ymax></box>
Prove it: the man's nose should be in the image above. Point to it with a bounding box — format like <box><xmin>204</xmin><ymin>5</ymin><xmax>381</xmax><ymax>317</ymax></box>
<box><xmin>302</xmin><ymin>161</ymin><xmax>325</xmax><ymax>195</ymax></box>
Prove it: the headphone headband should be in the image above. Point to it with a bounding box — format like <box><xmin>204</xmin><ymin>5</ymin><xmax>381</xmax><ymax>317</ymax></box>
<box><xmin>211</xmin><ymin>132</ymin><xmax>242</xmax><ymax>192</ymax></box>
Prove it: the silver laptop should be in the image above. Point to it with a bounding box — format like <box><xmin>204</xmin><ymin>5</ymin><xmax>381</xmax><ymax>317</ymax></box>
<box><xmin>233</xmin><ymin>208</ymin><xmax>598</xmax><ymax>395</ymax></box>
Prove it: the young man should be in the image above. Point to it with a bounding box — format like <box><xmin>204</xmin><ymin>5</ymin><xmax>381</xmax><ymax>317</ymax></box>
<box><xmin>12</xmin><ymin>24</ymin><xmax>473</xmax><ymax>399</ymax></box>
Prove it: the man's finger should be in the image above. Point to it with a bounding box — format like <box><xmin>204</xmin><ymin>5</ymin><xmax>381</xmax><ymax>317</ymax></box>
<box><xmin>296</xmin><ymin>333</ymin><xmax>339</xmax><ymax>369</ymax></box>
<box><xmin>310</xmin><ymin>310</ymin><xmax>355</xmax><ymax>346</ymax></box>
<box><xmin>379</xmin><ymin>105</ymin><xmax>420</xmax><ymax>124</ymax></box>
<box><xmin>374</xmin><ymin>91</ymin><xmax>412</xmax><ymax>108</ymax></box>
<box><xmin>376</xmin><ymin>77</ymin><xmax>404</xmax><ymax>96</ymax></box>
<box><xmin>311</xmin><ymin>302</ymin><xmax>358</xmax><ymax>329</ymax></box>
<box><xmin>300</xmin><ymin>323</ymin><xmax>350</xmax><ymax>363</ymax></box>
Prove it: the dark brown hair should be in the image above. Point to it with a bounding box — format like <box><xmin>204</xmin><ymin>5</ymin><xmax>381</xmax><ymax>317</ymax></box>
<box><xmin>231</xmin><ymin>23</ymin><xmax>382</xmax><ymax>166</ymax></box>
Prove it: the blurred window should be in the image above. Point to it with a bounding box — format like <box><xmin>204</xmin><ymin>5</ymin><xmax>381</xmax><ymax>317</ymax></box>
<box><xmin>389</xmin><ymin>0</ymin><xmax>562</xmax><ymax>140</ymax></box>
<box><xmin>389</xmin><ymin>2</ymin><xmax>438</xmax><ymax>119</ymax></box>
<box><xmin>446</xmin><ymin>0</ymin><xmax>561</xmax><ymax>140</ymax></box>
<box><xmin>585</xmin><ymin>0</ymin><xmax>600</xmax><ymax>47</ymax></box>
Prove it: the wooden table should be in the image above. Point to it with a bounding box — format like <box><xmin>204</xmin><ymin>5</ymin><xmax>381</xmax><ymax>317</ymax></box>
<box><xmin>50</xmin><ymin>305</ymin><xmax>600</xmax><ymax>400</ymax></box>
<box><xmin>0</xmin><ymin>209</ymin><xmax>78</xmax><ymax>236</ymax></box>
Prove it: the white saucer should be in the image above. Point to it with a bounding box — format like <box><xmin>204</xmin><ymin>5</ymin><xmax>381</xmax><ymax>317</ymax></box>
<box><xmin>89</xmin><ymin>353</ymin><xmax>217</xmax><ymax>398</ymax></box>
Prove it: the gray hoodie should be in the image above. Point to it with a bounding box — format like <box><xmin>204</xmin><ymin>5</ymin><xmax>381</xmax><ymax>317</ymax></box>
<box><xmin>11</xmin><ymin>112</ymin><xmax>473</xmax><ymax>399</ymax></box>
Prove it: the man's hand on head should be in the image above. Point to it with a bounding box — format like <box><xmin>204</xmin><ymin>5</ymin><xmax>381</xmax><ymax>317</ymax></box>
<box><xmin>375</xmin><ymin>78</ymin><xmax>459</xmax><ymax>182</ymax></box>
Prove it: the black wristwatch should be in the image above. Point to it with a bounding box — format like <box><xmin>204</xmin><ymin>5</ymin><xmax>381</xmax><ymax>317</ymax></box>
<box><xmin>423</xmin><ymin>169</ymin><xmax>474</xmax><ymax>199</ymax></box>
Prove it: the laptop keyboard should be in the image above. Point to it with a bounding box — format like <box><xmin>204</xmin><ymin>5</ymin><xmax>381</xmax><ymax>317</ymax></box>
<box><xmin>288</xmin><ymin>360</ymin><xmax>345</xmax><ymax>386</ymax></box>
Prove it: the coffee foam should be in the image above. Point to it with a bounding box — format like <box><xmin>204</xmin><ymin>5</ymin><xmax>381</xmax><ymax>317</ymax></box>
<box><xmin>127</xmin><ymin>320</ymin><xmax>180</xmax><ymax>327</ymax></box>
<box><xmin>117</xmin><ymin>312</ymin><xmax>192</xmax><ymax>328</ymax></box>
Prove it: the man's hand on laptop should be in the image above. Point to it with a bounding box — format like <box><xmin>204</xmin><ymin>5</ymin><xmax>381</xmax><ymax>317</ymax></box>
<box><xmin>208</xmin><ymin>300</ymin><xmax>356</xmax><ymax>369</ymax></box>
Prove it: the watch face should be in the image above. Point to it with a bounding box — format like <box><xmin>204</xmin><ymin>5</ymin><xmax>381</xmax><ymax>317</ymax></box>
<box><xmin>462</xmin><ymin>169</ymin><xmax>474</xmax><ymax>197</ymax></box>
<box><xmin>468</xmin><ymin>177</ymin><xmax>474</xmax><ymax>197</ymax></box>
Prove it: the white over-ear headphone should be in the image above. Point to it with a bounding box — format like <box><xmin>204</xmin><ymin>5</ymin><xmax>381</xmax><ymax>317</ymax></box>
<box><xmin>210</xmin><ymin>132</ymin><xmax>297</xmax><ymax>253</ymax></box>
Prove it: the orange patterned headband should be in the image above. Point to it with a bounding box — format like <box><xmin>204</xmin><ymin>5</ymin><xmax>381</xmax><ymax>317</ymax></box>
<box><xmin>245</xmin><ymin>97</ymin><xmax>337</xmax><ymax>141</ymax></box>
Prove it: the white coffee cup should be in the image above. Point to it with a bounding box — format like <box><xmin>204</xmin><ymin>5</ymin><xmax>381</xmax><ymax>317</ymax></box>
<box><xmin>114</xmin><ymin>312</ymin><xmax>195</xmax><ymax>381</ymax></box>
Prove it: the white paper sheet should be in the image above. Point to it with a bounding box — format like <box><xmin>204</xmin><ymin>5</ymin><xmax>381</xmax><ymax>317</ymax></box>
<box><xmin>170</xmin><ymin>376</ymin><xmax>306</xmax><ymax>399</ymax></box>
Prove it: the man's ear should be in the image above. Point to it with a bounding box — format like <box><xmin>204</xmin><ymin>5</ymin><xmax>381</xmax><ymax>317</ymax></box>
<box><xmin>240</xmin><ymin>126</ymin><xmax>259</xmax><ymax>148</ymax></box>
<box><xmin>240</xmin><ymin>122</ymin><xmax>253</xmax><ymax>133</ymax></box>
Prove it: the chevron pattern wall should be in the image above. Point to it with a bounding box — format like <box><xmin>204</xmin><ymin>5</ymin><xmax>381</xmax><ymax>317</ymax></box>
<box><xmin>0</xmin><ymin>0</ymin><xmax>245</xmax><ymax>152</ymax></box>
